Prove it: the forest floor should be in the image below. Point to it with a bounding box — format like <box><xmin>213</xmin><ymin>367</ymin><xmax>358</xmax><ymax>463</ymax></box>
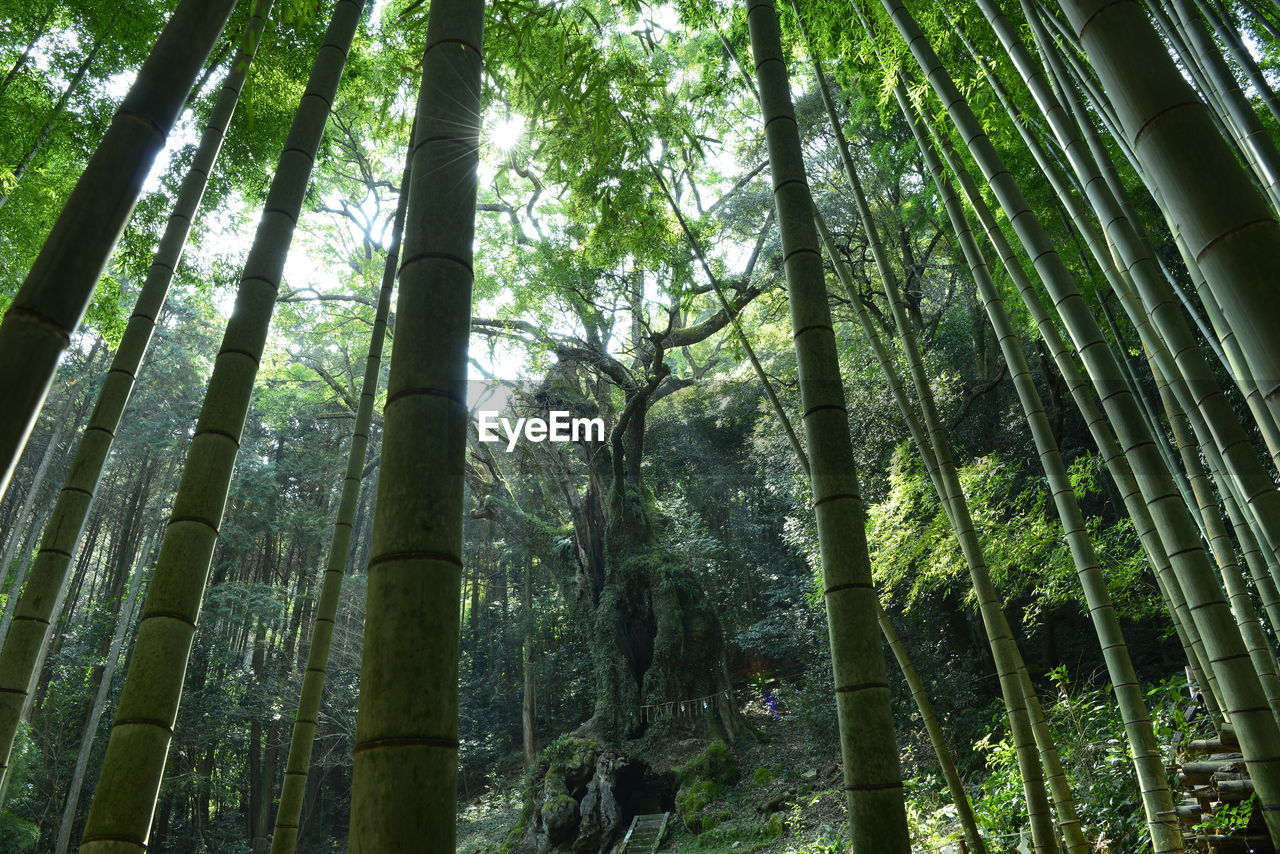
<box><xmin>458</xmin><ymin>699</ymin><xmax>866</xmax><ymax>854</ymax></box>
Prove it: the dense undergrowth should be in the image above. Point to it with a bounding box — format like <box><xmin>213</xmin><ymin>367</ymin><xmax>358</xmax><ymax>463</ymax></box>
<box><xmin>458</xmin><ymin>671</ymin><xmax>1202</xmax><ymax>853</ymax></box>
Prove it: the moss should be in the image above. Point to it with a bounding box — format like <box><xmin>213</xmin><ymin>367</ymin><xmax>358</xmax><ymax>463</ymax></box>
<box><xmin>758</xmin><ymin>813</ymin><xmax>786</xmax><ymax>840</ymax></box>
<box><xmin>541</xmin><ymin>735</ymin><xmax>598</xmax><ymax>777</ymax></box>
<box><xmin>751</xmin><ymin>766</ymin><xmax>774</xmax><ymax>785</ymax></box>
<box><xmin>677</xmin><ymin>739</ymin><xmax>739</xmax><ymax>787</ymax></box>
<box><xmin>676</xmin><ymin>779</ymin><xmax>724</xmax><ymax>833</ymax></box>
<box><xmin>543</xmin><ymin>792</ymin><xmax>579</xmax><ymax>827</ymax></box>
<box><xmin>501</xmin><ymin>735</ymin><xmax>598</xmax><ymax>852</ymax></box>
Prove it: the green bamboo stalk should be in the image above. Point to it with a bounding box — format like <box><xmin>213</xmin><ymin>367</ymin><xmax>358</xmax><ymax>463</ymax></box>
<box><xmin>270</xmin><ymin>130</ymin><xmax>412</xmax><ymax>854</ymax></box>
<box><xmin>1197</xmin><ymin>0</ymin><xmax>1280</xmax><ymax>127</ymax></box>
<box><xmin>906</xmin><ymin>72</ymin><xmax>1228</xmax><ymax>731</ymax></box>
<box><xmin>1216</xmin><ymin>472</ymin><xmax>1280</xmax><ymax>637</ymax></box>
<box><xmin>654</xmin><ymin>144</ymin><xmax>986</xmax><ymax>849</ymax></box>
<box><xmin>1034</xmin><ymin>10</ymin><xmax>1280</xmax><ymax>476</ymax></box>
<box><xmin>897</xmin><ymin>78</ymin><xmax>1183</xmax><ymax>852</ymax></box>
<box><xmin>802</xmin><ymin>30</ymin><xmax>1062</xmax><ymax>844</ymax></box>
<box><xmin>76</xmin><ymin>2</ymin><xmax>365</xmax><ymax>850</ymax></box>
<box><xmin>1095</xmin><ymin>298</ymin><xmax>1201</xmax><ymax>534</ymax></box>
<box><xmin>819</xmin><ymin>206</ymin><xmax>1061</xmax><ymax>852</ymax></box>
<box><xmin>1011</xmin><ymin>0</ymin><xmax>1280</xmax><ymax>590</ymax></box>
<box><xmin>1153</xmin><ymin>358</ymin><xmax>1280</xmax><ymax>721</ymax></box>
<box><xmin>0</xmin><ymin>0</ymin><xmax>274</xmax><ymax>796</ymax></box>
<box><xmin>346</xmin><ymin>0</ymin><xmax>486</xmax><ymax>847</ymax></box>
<box><xmin>0</xmin><ymin>0</ymin><xmax>238</xmax><ymax>502</ymax></box>
<box><xmin>880</xmin><ymin>605</ymin><xmax>989</xmax><ymax>854</ymax></box>
<box><xmin>1139</xmin><ymin>0</ymin><xmax>1271</xmax><ymax>206</ymax></box>
<box><xmin>865</xmin><ymin>173</ymin><xmax>1090</xmax><ymax>854</ymax></box>
<box><xmin>1168</xmin><ymin>0</ymin><xmax>1280</xmax><ymax>212</ymax></box>
<box><xmin>1059</xmin><ymin>0</ymin><xmax>1280</xmax><ymax>459</ymax></box>
<box><xmin>890</xmin><ymin>0</ymin><xmax>1280</xmax><ymax>839</ymax></box>
<box><xmin>739</xmin><ymin>2</ymin><xmax>910</xmax><ymax>848</ymax></box>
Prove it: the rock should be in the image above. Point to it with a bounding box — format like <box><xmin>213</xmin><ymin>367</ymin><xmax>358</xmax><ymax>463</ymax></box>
<box><xmin>676</xmin><ymin>779</ymin><xmax>724</xmax><ymax>833</ymax></box>
<box><xmin>526</xmin><ymin>739</ymin><xmax>679</xmax><ymax>852</ymax></box>
<box><xmin>532</xmin><ymin>746</ymin><xmax>662</xmax><ymax>852</ymax></box>
<box><xmin>676</xmin><ymin>740</ymin><xmax>739</xmax><ymax>787</ymax></box>
<box><xmin>541</xmin><ymin>793</ymin><xmax>580</xmax><ymax>847</ymax></box>
<box><xmin>574</xmin><ymin>752</ymin><xmax>624</xmax><ymax>852</ymax></box>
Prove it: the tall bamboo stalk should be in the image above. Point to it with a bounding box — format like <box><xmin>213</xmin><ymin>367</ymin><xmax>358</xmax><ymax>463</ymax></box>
<box><xmin>1008</xmin><ymin>0</ymin><xmax>1280</xmax><ymax>589</ymax></box>
<box><xmin>896</xmin><ymin>77</ymin><xmax>1183</xmax><ymax>852</ymax></box>
<box><xmin>1033</xmin><ymin>9</ymin><xmax>1280</xmax><ymax>477</ymax></box>
<box><xmin>1168</xmin><ymin>0</ymin><xmax>1280</xmax><ymax>212</ymax></box>
<box><xmin>271</xmin><ymin>129</ymin><xmax>412</xmax><ymax>854</ymax></box>
<box><xmin>653</xmin><ymin>147</ymin><xmax>986</xmax><ymax>854</ymax></box>
<box><xmin>1152</xmin><ymin>360</ymin><xmax>1280</xmax><ymax>721</ymax></box>
<box><xmin>346</xmin><ymin>0</ymin><xmax>487</xmax><ymax>847</ymax></box>
<box><xmin>0</xmin><ymin>0</ymin><xmax>274</xmax><ymax>796</ymax></box>
<box><xmin>907</xmin><ymin>75</ymin><xmax>1227</xmax><ymax>733</ymax></box>
<box><xmin>880</xmin><ymin>605</ymin><xmax>989</xmax><ymax>854</ymax></box>
<box><xmin>1058</xmin><ymin>0</ymin><xmax>1280</xmax><ymax>458</ymax></box>
<box><xmin>819</xmin><ymin>203</ymin><xmax>1058</xmax><ymax>853</ymax></box>
<box><xmin>0</xmin><ymin>0</ymin><xmax>238</xmax><ymax>502</ymax></box>
<box><xmin>802</xmin><ymin>28</ymin><xmax>1062</xmax><ymax>845</ymax></box>
<box><xmin>77</xmin><ymin>2</ymin><xmax>364</xmax><ymax>850</ymax></box>
<box><xmin>736</xmin><ymin>1</ymin><xmax>910</xmax><ymax>848</ymax></box>
<box><xmin>1197</xmin><ymin>0</ymin><xmax>1280</xmax><ymax>127</ymax></box>
<box><xmin>888</xmin><ymin>0</ymin><xmax>1280</xmax><ymax>839</ymax></box>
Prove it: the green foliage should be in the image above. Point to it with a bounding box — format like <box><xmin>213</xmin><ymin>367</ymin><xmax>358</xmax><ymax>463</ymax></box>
<box><xmin>0</xmin><ymin>0</ymin><xmax>1232</xmax><ymax>848</ymax></box>
<box><xmin>971</xmin><ymin>671</ymin><xmax>1199</xmax><ymax>850</ymax></box>
<box><xmin>0</xmin><ymin>812</ymin><xmax>37</xmax><ymax>854</ymax></box>
<box><xmin>0</xmin><ymin>718</ymin><xmax>38</xmax><ymax>852</ymax></box>
<box><xmin>868</xmin><ymin>449</ymin><xmax>1156</xmax><ymax>627</ymax></box>
<box><xmin>1193</xmin><ymin>798</ymin><xmax>1253</xmax><ymax>835</ymax></box>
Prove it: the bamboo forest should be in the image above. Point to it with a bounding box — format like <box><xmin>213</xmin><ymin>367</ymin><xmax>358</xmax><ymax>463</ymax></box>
<box><xmin>10</xmin><ymin>1</ymin><xmax>1280</xmax><ymax>853</ymax></box>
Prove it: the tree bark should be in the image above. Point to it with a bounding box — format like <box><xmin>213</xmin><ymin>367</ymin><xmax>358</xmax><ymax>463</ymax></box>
<box><xmin>522</xmin><ymin>554</ymin><xmax>538</xmax><ymax>767</ymax></box>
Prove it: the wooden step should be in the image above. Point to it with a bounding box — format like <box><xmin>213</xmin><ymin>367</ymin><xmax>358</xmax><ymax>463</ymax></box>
<box><xmin>615</xmin><ymin>812</ymin><xmax>672</xmax><ymax>854</ymax></box>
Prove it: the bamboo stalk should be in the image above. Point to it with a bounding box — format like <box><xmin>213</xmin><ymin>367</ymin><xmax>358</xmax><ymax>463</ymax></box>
<box><xmin>0</xmin><ymin>0</ymin><xmax>238</xmax><ymax>502</ymax></box>
<box><xmin>347</xmin><ymin>0</ymin><xmax>487</xmax><ymax>846</ymax></box>
<box><xmin>0</xmin><ymin>0</ymin><xmax>275</xmax><ymax>796</ymax></box>
<box><xmin>76</xmin><ymin>2</ymin><xmax>365</xmax><ymax>850</ymax></box>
